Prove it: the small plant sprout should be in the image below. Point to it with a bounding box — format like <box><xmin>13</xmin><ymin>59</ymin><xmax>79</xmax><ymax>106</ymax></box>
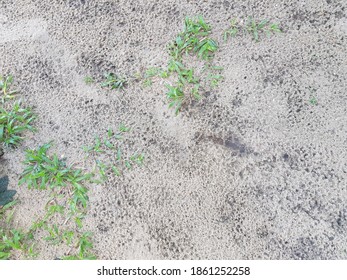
<box><xmin>246</xmin><ymin>17</ymin><xmax>281</xmax><ymax>41</ymax></box>
<box><xmin>101</xmin><ymin>73</ymin><xmax>127</xmax><ymax>90</ymax></box>
<box><xmin>166</xmin><ymin>85</ymin><xmax>185</xmax><ymax>114</ymax></box>
<box><xmin>309</xmin><ymin>97</ymin><xmax>318</xmax><ymax>105</ymax></box>
<box><xmin>164</xmin><ymin>16</ymin><xmax>220</xmax><ymax>113</ymax></box>
<box><xmin>223</xmin><ymin>17</ymin><xmax>282</xmax><ymax>42</ymax></box>
<box><xmin>143</xmin><ymin>67</ymin><xmax>161</xmax><ymax>87</ymax></box>
<box><xmin>0</xmin><ymin>75</ymin><xmax>17</xmax><ymax>102</ymax></box>
<box><xmin>0</xmin><ymin>101</ymin><xmax>36</xmax><ymax>148</ymax></box>
<box><xmin>119</xmin><ymin>123</ymin><xmax>130</xmax><ymax>133</ymax></box>
<box><xmin>223</xmin><ymin>18</ymin><xmax>240</xmax><ymax>41</ymax></box>
<box><xmin>84</xmin><ymin>76</ymin><xmax>94</xmax><ymax>84</ymax></box>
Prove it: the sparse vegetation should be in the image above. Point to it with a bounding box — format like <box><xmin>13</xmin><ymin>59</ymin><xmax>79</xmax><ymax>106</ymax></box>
<box><xmin>224</xmin><ymin>17</ymin><xmax>282</xmax><ymax>42</ymax></box>
<box><xmin>0</xmin><ymin>75</ymin><xmax>17</xmax><ymax>103</ymax></box>
<box><xmin>100</xmin><ymin>72</ymin><xmax>127</xmax><ymax>90</ymax></box>
<box><xmin>19</xmin><ymin>142</ymin><xmax>96</xmax><ymax>259</ymax></box>
<box><xmin>83</xmin><ymin>124</ymin><xmax>145</xmax><ymax>182</ymax></box>
<box><xmin>164</xmin><ymin>16</ymin><xmax>222</xmax><ymax>114</ymax></box>
<box><xmin>0</xmin><ymin>101</ymin><xmax>36</xmax><ymax>148</ymax></box>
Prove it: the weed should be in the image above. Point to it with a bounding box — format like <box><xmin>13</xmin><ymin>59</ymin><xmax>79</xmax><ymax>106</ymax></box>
<box><xmin>223</xmin><ymin>17</ymin><xmax>281</xmax><ymax>42</ymax></box>
<box><xmin>19</xmin><ymin>142</ymin><xmax>97</xmax><ymax>259</ymax></box>
<box><xmin>309</xmin><ymin>97</ymin><xmax>318</xmax><ymax>105</ymax></box>
<box><xmin>223</xmin><ymin>18</ymin><xmax>240</xmax><ymax>41</ymax></box>
<box><xmin>164</xmin><ymin>16</ymin><xmax>221</xmax><ymax>113</ymax></box>
<box><xmin>166</xmin><ymin>85</ymin><xmax>185</xmax><ymax>114</ymax></box>
<box><xmin>84</xmin><ymin>76</ymin><xmax>94</xmax><ymax>85</ymax></box>
<box><xmin>143</xmin><ymin>67</ymin><xmax>161</xmax><ymax>87</ymax></box>
<box><xmin>101</xmin><ymin>73</ymin><xmax>127</xmax><ymax>90</ymax></box>
<box><xmin>0</xmin><ymin>201</ymin><xmax>30</xmax><ymax>259</ymax></box>
<box><xmin>62</xmin><ymin>231</ymin><xmax>96</xmax><ymax>260</ymax></box>
<box><xmin>246</xmin><ymin>17</ymin><xmax>281</xmax><ymax>41</ymax></box>
<box><xmin>0</xmin><ymin>75</ymin><xmax>17</xmax><ymax>102</ymax></box>
<box><xmin>83</xmin><ymin>125</ymin><xmax>144</xmax><ymax>181</ymax></box>
<box><xmin>0</xmin><ymin>101</ymin><xmax>36</xmax><ymax>148</ymax></box>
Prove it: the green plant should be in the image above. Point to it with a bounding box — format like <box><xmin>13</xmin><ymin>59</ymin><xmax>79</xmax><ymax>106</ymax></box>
<box><xmin>62</xmin><ymin>232</ymin><xmax>96</xmax><ymax>260</ymax></box>
<box><xmin>19</xmin><ymin>142</ymin><xmax>97</xmax><ymax>259</ymax></box>
<box><xmin>0</xmin><ymin>101</ymin><xmax>36</xmax><ymax>148</ymax></box>
<box><xmin>245</xmin><ymin>17</ymin><xmax>281</xmax><ymax>41</ymax></box>
<box><xmin>166</xmin><ymin>85</ymin><xmax>185</xmax><ymax>114</ymax></box>
<box><xmin>84</xmin><ymin>76</ymin><xmax>94</xmax><ymax>84</ymax></box>
<box><xmin>163</xmin><ymin>16</ymin><xmax>221</xmax><ymax>114</ymax></box>
<box><xmin>101</xmin><ymin>73</ymin><xmax>127</xmax><ymax>90</ymax></box>
<box><xmin>0</xmin><ymin>201</ymin><xmax>27</xmax><ymax>259</ymax></box>
<box><xmin>223</xmin><ymin>17</ymin><xmax>281</xmax><ymax>42</ymax></box>
<box><xmin>0</xmin><ymin>75</ymin><xmax>17</xmax><ymax>102</ymax></box>
<box><xmin>83</xmin><ymin>125</ymin><xmax>144</xmax><ymax>181</ymax></box>
<box><xmin>309</xmin><ymin>97</ymin><xmax>318</xmax><ymax>105</ymax></box>
<box><xmin>169</xmin><ymin>16</ymin><xmax>218</xmax><ymax>61</ymax></box>
<box><xmin>142</xmin><ymin>67</ymin><xmax>169</xmax><ymax>87</ymax></box>
<box><xmin>223</xmin><ymin>18</ymin><xmax>240</xmax><ymax>41</ymax></box>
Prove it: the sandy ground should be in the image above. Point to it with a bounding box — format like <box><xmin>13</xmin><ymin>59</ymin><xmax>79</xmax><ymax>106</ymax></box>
<box><xmin>1</xmin><ymin>0</ymin><xmax>347</xmax><ymax>259</ymax></box>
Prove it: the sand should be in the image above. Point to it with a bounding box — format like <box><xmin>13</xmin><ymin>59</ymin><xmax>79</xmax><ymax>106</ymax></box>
<box><xmin>0</xmin><ymin>0</ymin><xmax>347</xmax><ymax>259</ymax></box>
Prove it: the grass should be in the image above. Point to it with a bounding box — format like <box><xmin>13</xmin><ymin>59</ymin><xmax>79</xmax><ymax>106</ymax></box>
<box><xmin>100</xmin><ymin>73</ymin><xmax>127</xmax><ymax>90</ymax></box>
<box><xmin>0</xmin><ymin>101</ymin><xmax>36</xmax><ymax>148</ymax></box>
<box><xmin>83</xmin><ymin>124</ymin><xmax>144</xmax><ymax>182</ymax></box>
<box><xmin>0</xmin><ymin>200</ymin><xmax>36</xmax><ymax>259</ymax></box>
<box><xmin>84</xmin><ymin>76</ymin><xmax>94</xmax><ymax>85</ymax></box>
<box><xmin>164</xmin><ymin>16</ymin><xmax>221</xmax><ymax>114</ymax></box>
<box><xmin>142</xmin><ymin>67</ymin><xmax>169</xmax><ymax>87</ymax></box>
<box><xmin>0</xmin><ymin>75</ymin><xmax>17</xmax><ymax>102</ymax></box>
<box><xmin>224</xmin><ymin>17</ymin><xmax>282</xmax><ymax>42</ymax></box>
<box><xmin>18</xmin><ymin>142</ymin><xmax>96</xmax><ymax>259</ymax></box>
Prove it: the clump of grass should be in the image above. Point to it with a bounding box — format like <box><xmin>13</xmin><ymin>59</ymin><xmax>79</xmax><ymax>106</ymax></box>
<box><xmin>169</xmin><ymin>16</ymin><xmax>218</xmax><ymax>61</ymax></box>
<box><xmin>0</xmin><ymin>201</ymin><xmax>36</xmax><ymax>259</ymax></box>
<box><xmin>0</xmin><ymin>75</ymin><xmax>17</xmax><ymax>102</ymax></box>
<box><xmin>19</xmin><ymin>143</ymin><xmax>96</xmax><ymax>259</ymax></box>
<box><xmin>84</xmin><ymin>76</ymin><xmax>94</xmax><ymax>85</ymax></box>
<box><xmin>0</xmin><ymin>101</ymin><xmax>36</xmax><ymax>148</ymax></box>
<box><xmin>164</xmin><ymin>16</ymin><xmax>221</xmax><ymax>114</ymax></box>
<box><xmin>309</xmin><ymin>97</ymin><xmax>318</xmax><ymax>105</ymax></box>
<box><xmin>83</xmin><ymin>124</ymin><xmax>145</xmax><ymax>182</ymax></box>
<box><xmin>246</xmin><ymin>17</ymin><xmax>281</xmax><ymax>41</ymax></box>
<box><xmin>19</xmin><ymin>143</ymin><xmax>92</xmax><ymax>212</ymax></box>
<box><xmin>100</xmin><ymin>73</ymin><xmax>127</xmax><ymax>90</ymax></box>
<box><xmin>224</xmin><ymin>17</ymin><xmax>282</xmax><ymax>42</ymax></box>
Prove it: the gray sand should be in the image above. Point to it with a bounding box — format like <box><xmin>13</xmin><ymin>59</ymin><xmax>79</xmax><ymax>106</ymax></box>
<box><xmin>0</xmin><ymin>0</ymin><xmax>347</xmax><ymax>259</ymax></box>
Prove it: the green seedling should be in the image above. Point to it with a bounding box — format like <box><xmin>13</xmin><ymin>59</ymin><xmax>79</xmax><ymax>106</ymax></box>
<box><xmin>0</xmin><ymin>75</ymin><xmax>17</xmax><ymax>102</ymax></box>
<box><xmin>116</xmin><ymin>148</ymin><xmax>122</xmax><ymax>161</ymax></box>
<box><xmin>83</xmin><ymin>136</ymin><xmax>104</xmax><ymax>153</ymax></box>
<box><xmin>208</xmin><ymin>73</ymin><xmax>224</xmax><ymax>88</ymax></box>
<box><xmin>62</xmin><ymin>230</ymin><xmax>75</xmax><ymax>246</ymax></box>
<box><xmin>165</xmin><ymin>16</ymin><xmax>220</xmax><ymax>113</ymax></box>
<box><xmin>223</xmin><ymin>18</ymin><xmax>240</xmax><ymax>41</ymax></box>
<box><xmin>178</xmin><ymin>68</ymin><xmax>199</xmax><ymax>84</ymax></box>
<box><xmin>62</xmin><ymin>232</ymin><xmax>96</xmax><ymax>260</ymax></box>
<box><xmin>84</xmin><ymin>76</ymin><xmax>94</xmax><ymax>85</ymax></box>
<box><xmin>309</xmin><ymin>97</ymin><xmax>318</xmax><ymax>105</ymax></box>
<box><xmin>46</xmin><ymin>204</ymin><xmax>64</xmax><ymax>218</ymax></box>
<box><xmin>119</xmin><ymin>123</ymin><xmax>130</xmax><ymax>133</ymax></box>
<box><xmin>166</xmin><ymin>85</ymin><xmax>184</xmax><ymax>114</ymax></box>
<box><xmin>111</xmin><ymin>165</ymin><xmax>121</xmax><ymax>176</ymax></box>
<box><xmin>44</xmin><ymin>224</ymin><xmax>61</xmax><ymax>245</ymax></box>
<box><xmin>19</xmin><ymin>143</ymin><xmax>93</xmax><ymax>213</ymax></box>
<box><xmin>130</xmin><ymin>153</ymin><xmax>145</xmax><ymax>166</ymax></box>
<box><xmin>191</xmin><ymin>84</ymin><xmax>201</xmax><ymax>100</ymax></box>
<box><xmin>143</xmin><ymin>67</ymin><xmax>161</xmax><ymax>87</ymax></box>
<box><xmin>101</xmin><ymin>73</ymin><xmax>127</xmax><ymax>90</ymax></box>
<box><xmin>95</xmin><ymin>160</ymin><xmax>108</xmax><ymax>181</ymax></box>
<box><xmin>246</xmin><ymin>17</ymin><xmax>281</xmax><ymax>41</ymax></box>
<box><xmin>0</xmin><ymin>102</ymin><xmax>36</xmax><ymax>148</ymax></box>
